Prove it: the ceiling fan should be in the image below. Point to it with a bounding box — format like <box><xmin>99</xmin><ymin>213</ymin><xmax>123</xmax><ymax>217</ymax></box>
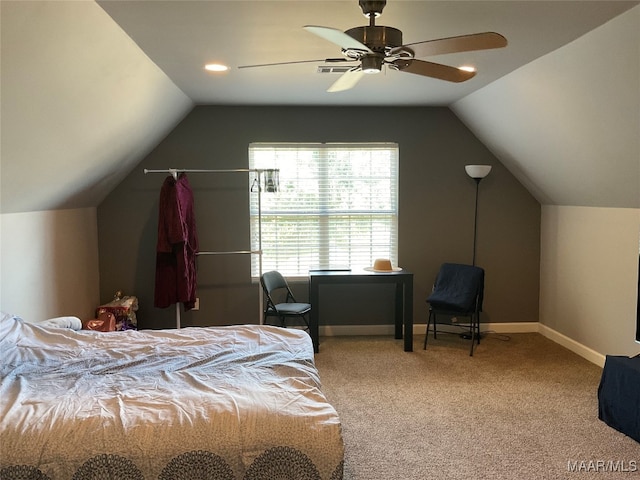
<box><xmin>238</xmin><ymin>0</ymin><xmax>507</xmax><ymax>93</ymax></box>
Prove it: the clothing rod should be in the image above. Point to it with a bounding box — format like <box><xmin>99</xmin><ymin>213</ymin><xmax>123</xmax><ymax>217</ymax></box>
<box><xmin>143</xmin><ymin>168</ymin><xmax>277</xmax><ymax>174</ymax></box>
<box><xmin>197</xmin><ymin>250</ymin><xmax>261</xmax><ymax>256</ymax></box>
<box><xmin>147</xmin><ymin>166</ymin><xmax>270</xmax><ymax>327</ymax></box>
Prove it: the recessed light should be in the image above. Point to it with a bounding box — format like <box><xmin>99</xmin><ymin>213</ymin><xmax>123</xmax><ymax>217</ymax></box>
<box><xmin>204</xmin><ymin>63</ymin><xmax>229</xmax><ymax>72</ymax></box>
<box><xmin>459</xmin><ymin>65</ymin><xmax>476</xmax><ymax>72</ymax></box>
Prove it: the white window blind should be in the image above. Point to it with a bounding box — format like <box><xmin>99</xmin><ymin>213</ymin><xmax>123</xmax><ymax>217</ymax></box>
<box><xmin>249</xmin><ymin>143</ymin><xmax>399</xmax><ymax>278</ymax></box>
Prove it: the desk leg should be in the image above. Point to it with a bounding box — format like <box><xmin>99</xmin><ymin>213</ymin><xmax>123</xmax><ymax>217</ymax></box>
<box><xmin>404</xmin><ymin>277</ymin><xmax>413</xmax><ymax>352</ymax></box>
<box><xmin>394</xmin><ymin>282</ymin><xmax>403</xmax><ymax>340</ymax></box>
<box><xmin>309</xmin><ymin>279</ymin><xmax>320</xmax><ymax>353</ymax></box>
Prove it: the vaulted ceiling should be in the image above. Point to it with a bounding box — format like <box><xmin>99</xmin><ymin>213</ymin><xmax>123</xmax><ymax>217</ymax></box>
<box><xmin>1</xmin><ymin>1</ymin><xmax>638</xmax><ymax>213</ymax></box>
<box><xmin>96</xmin><ymin>0</ymin><xmax>636</xmax><ymax>107</ymax></box>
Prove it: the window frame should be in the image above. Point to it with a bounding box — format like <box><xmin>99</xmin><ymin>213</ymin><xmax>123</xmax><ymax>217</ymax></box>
<box><xmin>249</xmin><ymin>142</ymin><xmax>399</xmax><ymax>279</ymax></box>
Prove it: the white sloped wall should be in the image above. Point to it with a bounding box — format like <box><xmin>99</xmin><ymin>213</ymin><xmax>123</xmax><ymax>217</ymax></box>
<box><xmin>0</xmin><ymin>1</ymin><xmax>192</xmax><ymax>319</ymax></box>
<box><xmin>1</xmin><ymin>0</ymin><xmax>193</xmax><ymax>214</ymax></box>
<box><xmin>452</xmin><ymin>7</ymin><xmax>640</xmax><ymax>362</ymax></box>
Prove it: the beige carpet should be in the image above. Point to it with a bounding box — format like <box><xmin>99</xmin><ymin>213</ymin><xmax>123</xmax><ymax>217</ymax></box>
<box><xmin>314</xmin><ymin>332</ymin><xmax>639</xmax><ymax>480</ymax></box>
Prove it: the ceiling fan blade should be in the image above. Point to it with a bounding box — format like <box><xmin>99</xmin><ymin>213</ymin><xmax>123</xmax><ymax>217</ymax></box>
<box><xmin>327</xmin><ymin>68</ymin><xmax>365</xmax><ymax>93</ymax></box>
<box><xmin>238</xmin><ymin>58</ymin><xmax>350</xmax><ymax>69</ymax></box>
<box><xmin>304</xmin><ymin>25</ymin><xmax>373</xmax><ymax>53</ymax></box>
<box><xmin>392</xmin><ymin>59</ymin><xmax>476</xmax><ymax>83</ymax></box>
<box><xmin>395</xmin><ymin>32</ymin><xmax>507</xmax><ymax>58</ymax></box>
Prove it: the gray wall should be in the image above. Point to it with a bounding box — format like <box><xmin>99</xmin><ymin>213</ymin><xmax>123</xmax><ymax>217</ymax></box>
<box><xmin>98</xmin><ymin>106</ymin><xmax>540</xmax><ymax>330</ymax></box>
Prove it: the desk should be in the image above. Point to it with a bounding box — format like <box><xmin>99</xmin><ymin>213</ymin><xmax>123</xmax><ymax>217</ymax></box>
<box><xmin>308</xmin><ymin>269</ymin><xmax>414</xmax><ymax>353</ymax></box>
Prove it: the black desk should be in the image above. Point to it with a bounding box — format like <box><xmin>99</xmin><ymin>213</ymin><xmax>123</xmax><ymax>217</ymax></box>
<box><xmin>308</xmin><ymin>269</ymin><xmax>414</xmax><ymax>353</ymax></box>
<box><xmin>598</xmin><ymin>355</ymin><xmax>640</xmax><ymax>443</ymax></box>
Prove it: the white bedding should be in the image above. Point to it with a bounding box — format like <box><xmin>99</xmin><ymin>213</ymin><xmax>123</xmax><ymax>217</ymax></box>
<box><xmin>0</xmin><ymin>313</ymin><xmax>344</xmax><ymax>479</ymax></box>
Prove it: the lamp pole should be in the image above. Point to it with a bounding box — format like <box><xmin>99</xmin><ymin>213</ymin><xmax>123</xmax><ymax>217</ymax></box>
<box><xmin>465</xmin><ymin>165</ymin><xmax>492</xmax><ymax>266</ymax></box>
<box><xmin>472</xmin><ymin>177</ymin><xmax>481</xmax><ymax>266</ymax></box>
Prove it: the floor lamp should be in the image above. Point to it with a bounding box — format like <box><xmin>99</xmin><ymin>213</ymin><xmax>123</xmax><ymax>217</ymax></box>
<box><xmin>465</xmin><ymin>165</ymin><xmax>492</xmax><ymax>266</ymax></box>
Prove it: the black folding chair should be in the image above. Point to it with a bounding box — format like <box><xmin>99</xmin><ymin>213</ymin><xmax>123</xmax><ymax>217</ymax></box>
<box><xmin>424</xmin><ymin>263</ymin><xmax>485</xmax><ymax>356</ymax></box>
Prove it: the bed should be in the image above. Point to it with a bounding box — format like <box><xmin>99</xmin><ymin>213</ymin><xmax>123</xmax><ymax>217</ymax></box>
<box><xmin>0</xmin><ymin>312</ymin><xmax>344</xmax><ymax>479</ymax></box>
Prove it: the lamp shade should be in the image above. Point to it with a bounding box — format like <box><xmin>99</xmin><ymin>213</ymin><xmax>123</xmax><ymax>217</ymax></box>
<box><xmin>465</xmin><ymin>165</ymin><xmax>492</xmax><ymax>179</ymax></box>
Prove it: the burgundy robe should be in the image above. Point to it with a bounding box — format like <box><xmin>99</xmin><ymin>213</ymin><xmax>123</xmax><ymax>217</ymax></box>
<box><xmin>154</xmin><ymin>173</ymin><xmax>199</xmax><ymax>310</ymax></box>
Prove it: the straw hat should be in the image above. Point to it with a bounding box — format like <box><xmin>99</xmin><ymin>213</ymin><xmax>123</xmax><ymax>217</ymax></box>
<box><xmin>364</xmin><ymin>258</ymin><xmax>402</xmax><ymax>272</ymax></box>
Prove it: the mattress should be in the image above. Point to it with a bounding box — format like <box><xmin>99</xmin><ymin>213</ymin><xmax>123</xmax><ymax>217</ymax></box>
<box><xmin>0</xmin><ymin>313</ymin><xmax>344</xmax><ymax>479</ymax></box>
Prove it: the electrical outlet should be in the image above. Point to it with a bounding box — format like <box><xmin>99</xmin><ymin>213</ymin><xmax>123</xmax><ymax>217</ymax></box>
<box><xmin>193</xmin><ymin>298</ymin><xmax>200</xmax><ymax>311</ymax></box>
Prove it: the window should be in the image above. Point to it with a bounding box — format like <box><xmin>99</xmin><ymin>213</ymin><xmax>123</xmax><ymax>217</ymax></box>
<box><xmin>249</xmin><ymin>143</ymin><xmax>399</xmax><ymax>278</ymax></box>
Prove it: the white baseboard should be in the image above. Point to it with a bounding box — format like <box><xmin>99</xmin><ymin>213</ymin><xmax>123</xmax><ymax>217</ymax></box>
<box><xmin>319</xmin><ymin>324</ymin><xmax>398</xmax><ymax>336</ymax></box>
<box><xmin>482</xmin><ymin>322</ymin><xmax>540</xmax><ymax>334</ymax></box>
<box><xmin>318</xmin><ymin>322</ymin><xmax>539</xmax><ymax>337</ymax></box>
<box><xmin>538</xmin><ymin>324</ymin><xmax>606</xmax><ymax>367</ymax></box>
<box><xmin>319</xmin><ymin>322</ymin><xmax>605</xmax><ymax>367</ymax></box>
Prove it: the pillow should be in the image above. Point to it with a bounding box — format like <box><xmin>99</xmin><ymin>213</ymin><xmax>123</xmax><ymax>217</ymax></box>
<box><xmin>33</xmin><ymin>316</ymin><xmax>83</xmax><ymax>331</ymax></box>
<box><xmin>0</xmin><ymin>311</ymin><xmax>20</xmax><ymax>323</ymax></box>
<box><xmin>1</xmin><ymin>313</ymin><xmax>83</xmax><ymax>338</ymax></box>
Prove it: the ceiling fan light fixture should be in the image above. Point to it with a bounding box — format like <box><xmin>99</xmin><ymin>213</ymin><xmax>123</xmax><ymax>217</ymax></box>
<box><xmin>361</xmin><ymin>55</ymin><xmax>382</xmax><ymax>74</ymax></box>
<box><xmin>459</xmin><ymin>65</ymin><xmax>476</xmax><ymax>72</ymax></box>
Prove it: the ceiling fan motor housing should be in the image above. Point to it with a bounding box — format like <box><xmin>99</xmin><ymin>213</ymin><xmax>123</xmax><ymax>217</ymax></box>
<box><xmin>358</xmin><ymin>0</ymin><xmax>387</xmax><ymax>17</ymax></box>
<box><xmin>345</xmin><ymin>25</ymin><xmax>402</xmax><ymax>53</ymax></box>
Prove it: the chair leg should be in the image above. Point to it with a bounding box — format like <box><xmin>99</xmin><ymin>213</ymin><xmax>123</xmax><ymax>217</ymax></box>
<box><xmin>432</xmin><ymin>313</ymin><xmax>438</xmax><ymax>340</ymax></box>
<box><xmin>469</xmin><ymin>317</ymin><xmax>475</xmax><ymax>356</ymax></box>
<box><xmin>301</xmin><ymin>314</ymin><xmax>310</xmax><ymax>332</ymax></box>
<box><xmin>469</xmin><ymin>312</ymin><xmax>479</xmax><ymax>356</ymax></box>
<box><xmin>423</xmin><ymin>311</ymin><xmax>432</xmax><ymax>349</ymax></box>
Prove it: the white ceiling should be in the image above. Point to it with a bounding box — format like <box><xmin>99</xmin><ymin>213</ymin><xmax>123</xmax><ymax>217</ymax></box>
<box><xmin>97</xmin><ymin>0</ymin><xmax>638</xmax><ymax>106</ymax></box>
<box><xmin>1</xmin><ymin>1</ymin><xmax>638</xmax><ymax>214</ymax></box>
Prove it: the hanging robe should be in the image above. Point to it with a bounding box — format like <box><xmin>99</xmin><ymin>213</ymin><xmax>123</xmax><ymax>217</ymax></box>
<box><xmin>154</xmin><ymin>173</ymin><xmax>199</xmax><ymax>310</ymax></box>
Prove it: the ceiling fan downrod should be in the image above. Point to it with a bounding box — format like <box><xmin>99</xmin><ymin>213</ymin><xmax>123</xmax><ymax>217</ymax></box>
<box><xmin>347</xmin><ymin>1</ymin><xmax>402</xmax><ymax>55</ymax></box>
